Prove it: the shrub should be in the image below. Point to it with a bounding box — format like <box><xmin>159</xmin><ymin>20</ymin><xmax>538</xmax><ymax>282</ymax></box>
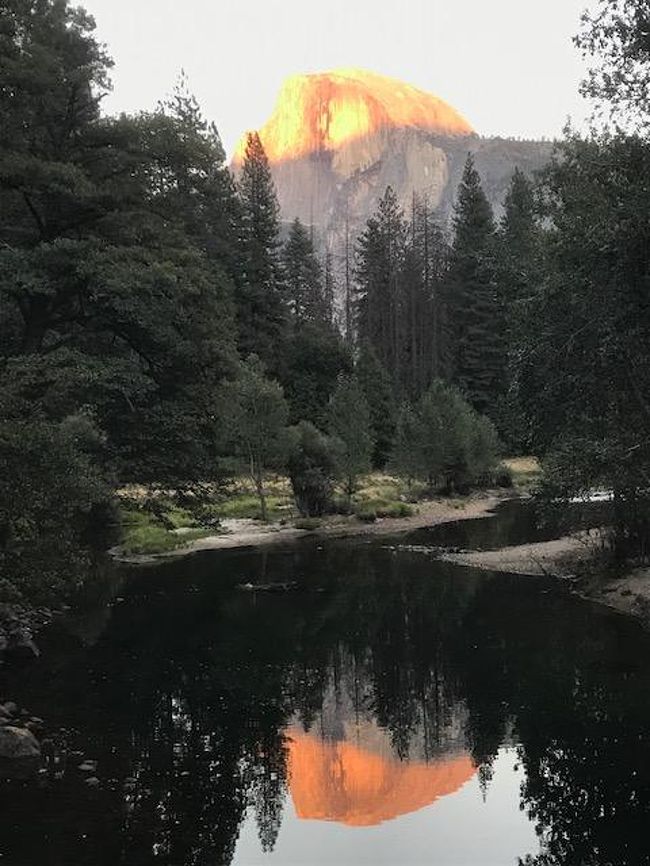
<box><xmin>120</xmin><ymin>508</ymin><xmax>210</xmax><ymax>555</ymax></box>
<box><xmin>390</xmin><ymin>380</ymin><xmax>501</xmax><ymax>494</ymax></box>
<box><xmin>377</xmin><ymin>501</ymin><xmax>414</xmax><ymax>518</ymax></box>
<box><xmin>0</xmin><ymin>412</ymin><xmax>113</xmax><ymax>605</ymax></box>
<box><xmin>286</xmin><ymin>421</ymin><xmax>343</xmax><ymax>517</ymax></box>
<box><xmin>357</xmin><ymin>498</ymin><xmax>415</xmax><ymax>519</ymax></box>
<box><xmin>493</xmin><ymin>464</ymin><xmax>514</xmax><ymax>488</ymax></box>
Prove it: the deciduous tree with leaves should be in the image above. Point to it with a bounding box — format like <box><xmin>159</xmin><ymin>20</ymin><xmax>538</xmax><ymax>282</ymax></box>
<box><xmin>225</xmin><ymin>356</ymin><xmax>289</xmax><ymax>522</ymax></box>
<box><xmin>328</xmin><ymin>375</ymin><xmax>374</xmax><ymax>509</ymax></box>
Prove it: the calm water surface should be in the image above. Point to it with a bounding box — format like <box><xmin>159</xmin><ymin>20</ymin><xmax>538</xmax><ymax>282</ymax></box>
<box><xmin>1</xmin><ymin>503</ymin><xmax>650</xmax><ymax>866</ymax></box>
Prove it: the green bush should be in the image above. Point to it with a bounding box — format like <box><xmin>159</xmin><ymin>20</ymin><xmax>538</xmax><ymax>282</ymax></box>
<box><xmin>121</xmin><ymin>524</ymin><xmax>182</xmax><ymax>555</ymax></box>
<box><xmin>119</xmin><ymin>507</ymin><xmax>212</xmax><ymax>555</ymax></box>
<box><xmin>0</xmin><ymin>412</ymin><xmax>114</xmax><ymax>605</ymax></box>
<box><xmin>215</xmin><ymin>494</ymin><xmax>263</xmax><ymax>519</ymax></box>
<box><xmin>286</xmin><ymin>421</ymin><xmax>342</xmax><ymax>517</ymax></box>
<box><xmin>215</xmin><ymin>493</ymin><xmax>291</xmax><ymax>522</ymax></box>
<box><xmin>493</xmin><ymin>464</ymin><xmax>514</xmax><ymax>488</ymax></box>
<box><xmin>331</xmin><ymin>494</ymin><xmax>353</xmax><ymax>515</ymax></box>
<box><xmin>390</xmin><ymin>381</ymin><xmax>501</xmax><ymax>494</ymax></box>
<box><xmin>377</xmin><ymin>501</ymin><xmax>414</xmax><ymax>518</ymax></box>
<box><xmin>356</xmin><ymin>498</ymin><xmax>414</xmax><ymax>519</ymax></box>
<box><xmin>355</xmin><ymin>508</ymin><xmax>378</xmax><ymax>523</ymax></box>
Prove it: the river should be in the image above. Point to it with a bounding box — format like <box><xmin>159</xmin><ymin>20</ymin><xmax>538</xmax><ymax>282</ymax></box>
<box><xmin>1</xmin><ymin>501</ymin><xmax>649</xmax><ymax>866</ymax></box>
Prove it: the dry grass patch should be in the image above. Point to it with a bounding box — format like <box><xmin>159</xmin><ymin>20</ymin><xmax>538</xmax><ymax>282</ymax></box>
<box><xmin>503</xmin><ymin>456</ymin><xmax>542</xmax><ymax>493</ymax></box>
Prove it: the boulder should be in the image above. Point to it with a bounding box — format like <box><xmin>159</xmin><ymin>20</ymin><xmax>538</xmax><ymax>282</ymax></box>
<box><xmin>0</xmin><ymin>726</ymin><xmax>41</xmax><ymax>759</ymax></box>
<box><xmin>5</xmin><ymin>628</ymin><xmax>40</xmax><ymax>661</ymax></box>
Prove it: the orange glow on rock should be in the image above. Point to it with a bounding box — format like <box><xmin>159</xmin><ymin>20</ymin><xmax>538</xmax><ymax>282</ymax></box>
<box><xmin>233</xmin><ymin>68</ymin><xmax>474</xmax><ymax>164</ymax></box>
<box><xmin>287</xmin><ymin>728</ymin><xmax>476</xmax><ymax>827</ymax></box>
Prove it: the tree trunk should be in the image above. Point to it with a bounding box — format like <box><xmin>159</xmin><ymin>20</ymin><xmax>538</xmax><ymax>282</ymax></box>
<box><xmin>250</xmin><ymin>455</ymin><xmax>268</xmax><ymax>522</ymax></box>
<box><xmin>255</xmin><ymin>474</ymin><xmax>268</xmax><ymax>522</ymax></box>
<box><xmin>346</xmin><ymin>475</ymin><xmax>354</xmax><ymax>513</ymax></box>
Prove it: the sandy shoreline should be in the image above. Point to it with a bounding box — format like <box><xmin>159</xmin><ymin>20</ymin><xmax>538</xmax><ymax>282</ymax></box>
<box><xmin>440</xmin><ymin>531</ymin><xmax>650</xmax><ymax>628</ymax></box>
<box><xmin>440</xmin><ymin>534</ymin><xmax>593</xmax><ymax>578</ymax></box>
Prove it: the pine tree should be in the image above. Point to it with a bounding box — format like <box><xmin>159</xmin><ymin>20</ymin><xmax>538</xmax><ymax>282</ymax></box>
<box><xmin>355</xmin><ymin>187</ymin><xmax>407</xmax><ymax>384</ymax></box>
<box><xmin>355</xmin><ymin>187</ymin><xmax>449</xmax><ymax>400</ymax></box>
<box><xmin>497</xmin><ymin>168</ymin><xmax>540</xmax><ymax>448</ymax></box>
<box><xmin>499</xmin><ymin>168</ymin><xmax>538</xmax><ymax>314</ymax></box>
<box><xmin>323</xmin><ymin>251</ymin><xmax>336</xmax><ymax>326</ymax></box>
<box><xmin>446</xmin><ymin>155</ymin><xmax>502</xmax><ymax>416</ymax></box>
<box><xmin>389</xmin><ymin>381</ymin><xmax>499</xmax><ymax>494</ymax></box>
<box><xmin>400</xmin><ymin>195</ymin><xmax>450</xmax><ymax>397</ymax></box>
<box><xmin>282</xmin><ymin>217</ymin><xmax>327</xmax><ymax>324</ymax></box>
<box><xmin>237</xmin><ymin>132</ymin><xmax>286</xmax><ymax>371</ymax></box>
<box><xmin>280</xmin><ymin>226</ymin><xmax>350</xmax><ymax>427</ymax></box>
<box><xmin>390</xmin><ymin>402</ymin><xmax>421</xmax><ymax>487</ymax></box>
<box><xmin>158</xmin><ymin>72</ymin><xmax>241</xmax><ymax>283</ymax></box>
<box><xmin>281</xmin><ymin>324</ymin><xmax>352</xmax><ymax>426</ymax></box>
<box><xmin>412</xmin><ymin>196</ymin><xmax>449</xmax><ymax>388</ymax></box>
<box><xmin>356</xmin><ymin>343</ymin><xmax>396</xmax><ymax>468</ymax></box>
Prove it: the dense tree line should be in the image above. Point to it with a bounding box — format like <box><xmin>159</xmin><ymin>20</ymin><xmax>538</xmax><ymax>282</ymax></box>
<box><xmin>351</xmin><ymin>0</ymin><xmax>650</xmax><ymax>562</ymax></box>
<box><xmin>506</xmin><ymin>1</ymin><xmax>650</xmax><ymax>562</ymax></box>
<box><xmin>0</xmin><ymin>0</ymin><xmax>558</xmax><ymax>606</ymax></box>
<box><xmin>0</xmin><ymin>0</ymin><xmax>352</xmax><ymax>602</ymax></box>
<box><xmin>351</xmin><ymin>156</ymin><xmax>511</xmax><ymax>435</ymax></box>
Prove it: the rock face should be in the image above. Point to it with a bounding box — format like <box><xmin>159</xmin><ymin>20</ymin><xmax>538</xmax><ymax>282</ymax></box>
<box><xmin>233</xmin><ymin>67</ymin><xmax>474</xmax><ymax>165</ymax></box>
<box><xmin>233</xmin><ymin>68</ymin><xmax>553</xmax><ymax>287</ymax></box>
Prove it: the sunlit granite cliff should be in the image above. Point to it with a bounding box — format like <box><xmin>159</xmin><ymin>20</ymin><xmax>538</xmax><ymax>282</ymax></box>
<box><xmin>233</xmin><ymin>68</ymin><xmax>552</xmax><ymax>270</ymax></box>
<box><xmin>233</xmin><ymin>67</ymin><xmax>474</xmax><ymax>164</ymax></box>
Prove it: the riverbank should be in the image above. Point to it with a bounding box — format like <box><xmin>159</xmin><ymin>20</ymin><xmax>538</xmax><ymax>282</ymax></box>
<box><xmin>114</xmin><ymin>461</ymin><xmax>542</xmax><ymax>562</ymax></box>
<box><xmin>116</xmin><ymin>491</ymin><xmax>506</xmax><ymax>563</ymax></box>
<box><xmin>441</xmin><ymin>531</ymin><xmax>650</xmax><ymax>629</ymax></box>
<box><xmin>440</xmin><ymin>534</ymin><xmax>594</xmax><ymax>578</ymax></box>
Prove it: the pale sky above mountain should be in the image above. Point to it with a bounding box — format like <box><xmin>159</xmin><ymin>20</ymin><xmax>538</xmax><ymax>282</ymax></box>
<box><xmin>81</xmin><ymin>0</ymin><xmax>593</xmax><ymax>157</ymax></box>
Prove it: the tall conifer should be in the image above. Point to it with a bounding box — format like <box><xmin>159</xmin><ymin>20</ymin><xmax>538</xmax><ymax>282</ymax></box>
<box><xmin>237</xmin><ymin>132</ymin><xmax>286</xmax><ymax>371</ymax></box>
<box><xmin>282</xmin><ymin>217</ymin><xmax>327</xmax><ymax>324</ymax></box>
<box><xmin>355</xmin><ymin>186</ymin><xmax>406</xmax><ymax>383</ymax></box>
<box><xmin>446</xmin><ymin>155</ymin><xmax>502</xmax><ymax>416</ymax></box>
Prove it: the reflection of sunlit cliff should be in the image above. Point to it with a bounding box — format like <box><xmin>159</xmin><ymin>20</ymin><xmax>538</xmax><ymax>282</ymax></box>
<box><xmin>233</xmin><ymin>68</ymin><xmax>474</xmax><ymax>165</ymax></box>
<box><xmin>287</xmin><ymin>727</ymin><xmax>475</xmax><ymax>827</ymax></box>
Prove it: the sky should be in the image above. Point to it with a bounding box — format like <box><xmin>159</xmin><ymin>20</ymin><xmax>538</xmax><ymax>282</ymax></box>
<box><xmin>80</xmin><ymin>0</ymin><xmax>594</xmax><ymax>158</ymax></box>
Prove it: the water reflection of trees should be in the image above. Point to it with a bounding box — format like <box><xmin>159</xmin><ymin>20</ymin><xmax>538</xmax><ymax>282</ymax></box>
<box><xmin>3</xmin><ymin>541</ymin><xmax>650</xmax><ymax>865</ymax></box>
<box><xmin>456</xmin><ymin>580</ymin><xmax>650</xmax><ymax>866</ymax></box>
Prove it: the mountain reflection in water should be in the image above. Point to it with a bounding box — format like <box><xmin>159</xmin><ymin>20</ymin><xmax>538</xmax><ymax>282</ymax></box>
<box><xmin>287</xmin><ymin>726</ymin><xmax>475</xmax><ymax>826</ymax></box>
<box><xmin>2</xmin><ymin>512</ymin><xmax>650</xmax><ymax>866</ymax></box>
